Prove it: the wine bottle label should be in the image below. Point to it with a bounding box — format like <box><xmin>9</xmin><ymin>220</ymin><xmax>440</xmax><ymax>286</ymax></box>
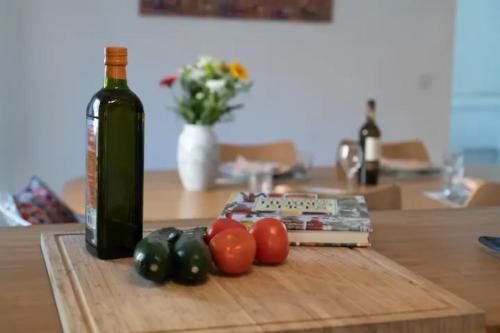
<box><xmin>86</xmin><ymin>117</ymin><xmax>98</xmax><ymax>246</ymax></box>
<box><xmin>364</xmin><ymin>137</ymin><xmax>380</xmax><ymax>162</ymax></box>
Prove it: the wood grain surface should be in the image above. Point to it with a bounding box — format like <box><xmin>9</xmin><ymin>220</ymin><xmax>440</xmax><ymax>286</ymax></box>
<box><xmin>41</xmin><ymin>231</ymin><xmax>484</xmax><ymax>333</ymax></box>
<box><xmin>62</xmin><ymin>166</ymin><xmax>500</xmax><ymax>221</ymax></box>
<box><xmin>62</xmin><ymin>167</ymin><xmax>450</xmax><ymax>221</ymax></box>
<box><xmin>1</xmin><ymin>208</ymin><xmax>499</xmax><ymax>332</ymax></box>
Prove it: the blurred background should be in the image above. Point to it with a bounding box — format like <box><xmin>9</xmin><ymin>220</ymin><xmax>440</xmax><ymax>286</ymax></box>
<box><xmin>0</xmin><ymin>0</ymin><xmax>498</xmax><ymax>194</ymax></box>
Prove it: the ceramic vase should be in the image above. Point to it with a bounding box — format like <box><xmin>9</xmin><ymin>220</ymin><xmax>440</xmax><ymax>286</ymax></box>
<box><xmin>177</xmin><ymin>124</ymin><xmax>219</xmax><ymax>191</ymax></box>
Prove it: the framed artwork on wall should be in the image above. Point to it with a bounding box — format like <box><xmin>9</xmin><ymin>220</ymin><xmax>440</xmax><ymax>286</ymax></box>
<box><xmin>139</xmin><ymin>0</ymin><xmax>333</xmax><ymax>22</ymax></box>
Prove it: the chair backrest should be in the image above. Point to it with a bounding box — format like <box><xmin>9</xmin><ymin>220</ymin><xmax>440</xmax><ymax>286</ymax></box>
<box><xmin>273</xmin><ymin>184</ymin><xmax>402</xmax><ymax>211</ymax></box>
<box><xmin>335</xmin><ymin>139</ymin><xmax>431</xmax><ymax>180</ymax></box>
<box><xmin>361</xmin><ymin>185</ymin><xmax>402</xmax><ymax>211</ymax></box>
<box><xmin>219</xmin><ymin>141</ymin><xmax>297</xmax><ymax>165</ymax></box>
<box><xmin>464</xmin><ymin>181</ymin><xmax>500</xmax><ymax>208</ymax></box>
<box><xmin>381</xmin><ymin>140</ymin><xmax>430</xmax><ymax>162</ymax></box>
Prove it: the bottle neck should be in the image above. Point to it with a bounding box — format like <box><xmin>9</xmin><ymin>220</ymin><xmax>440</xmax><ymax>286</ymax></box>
<box><xmin>366</xmin><ymin>110</ymin><xmax>376</xmax><ymax>123</ymax></box>
<box><xmin>104</xmin><ymin>65</ymin><xmax>127</xmax><ymax>89</ymax></box>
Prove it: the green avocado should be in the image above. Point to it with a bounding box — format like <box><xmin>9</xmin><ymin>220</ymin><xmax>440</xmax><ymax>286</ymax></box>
<box><xmin>173</xmin><ymin>227</ymin><xmax>211</xmax><ymax>284</ymax></box>
<box><xmin>133</xmin><ymin>227</ymin><xmax>181</xmax><ymax>282</ymax></box>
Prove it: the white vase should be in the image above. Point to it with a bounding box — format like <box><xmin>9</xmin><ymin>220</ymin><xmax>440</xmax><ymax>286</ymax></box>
<box><xmin>177</xmin><ymin>124</ymin><xmax>219</xmax><ymax>191</ymax></box>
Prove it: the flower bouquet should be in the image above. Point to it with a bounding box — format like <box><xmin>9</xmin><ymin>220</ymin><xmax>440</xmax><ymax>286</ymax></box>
<box><xmin>160</xmin><ymin>56</ymin><xmax>252</xmax><ymax>125</ymax></box>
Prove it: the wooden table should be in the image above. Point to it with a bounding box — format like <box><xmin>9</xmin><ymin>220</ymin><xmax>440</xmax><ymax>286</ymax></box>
<box><xmin>1</xmin><ymin>208</ymin><xmax>499</xmax><ymax>332</ymax></box>
<box><xmin>62</xmin><ymin>165</ymin><xmax>500</xmax><ymax>221</ymax></box>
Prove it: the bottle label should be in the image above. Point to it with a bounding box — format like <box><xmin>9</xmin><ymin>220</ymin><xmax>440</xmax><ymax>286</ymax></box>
<box><xmin>364</xmin><ymin>137</ymin><xmax>380</xmax><ymax>162</ymax></box>
<box><xmin>86</xmin><ymin>117</ymin><xmax>98</xmax><ymax>246</ymax></box>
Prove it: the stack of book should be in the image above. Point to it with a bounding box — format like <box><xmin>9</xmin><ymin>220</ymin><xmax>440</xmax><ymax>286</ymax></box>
<box><xmin>218</xmin><ymin>192</ymin><xmax>372</xmax><ymax>247</ymax></box>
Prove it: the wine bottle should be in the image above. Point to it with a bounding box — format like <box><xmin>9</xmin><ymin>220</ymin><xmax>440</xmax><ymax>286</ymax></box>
<box><xmin>86</xmin><ymin>47</ymin><xmax>144</xmax><ymax>259</ymax></box>
<box><xmin>359</xmin><ymin>99</ymin><xmax>381</xmax><ymax>185</ymax></box>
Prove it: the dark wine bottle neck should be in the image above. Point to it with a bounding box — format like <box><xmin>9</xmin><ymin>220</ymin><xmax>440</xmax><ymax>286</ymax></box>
<box><xmin>104</xmin><ymin>65</ymin><xmax>128</xmax><ymax>89</ymax></box>
<box><xmin>366</xmin><ymin>111</ymin><xmax>376</xmax><ymax>122</ymax></box>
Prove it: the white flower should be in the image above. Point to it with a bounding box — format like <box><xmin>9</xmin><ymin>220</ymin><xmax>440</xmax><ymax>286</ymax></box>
<box><xmin>195</xmin><ymin>92</ymin><xmax>204</xmax><ymax>100</ymax></box>
<box><xmin>205</xmin><ymin>79</ymin><xmax>226</xmax><ymax>93</ymax></box>
<box><xmin>187</xmin><ymin>68</ymin><xmax>204</xmax><ymax>81</ymax></box>
<box><xmin>197</xmin><ymin>55</ymin><xmax>215</xmax><ymax>68</ymax></box>
<box><xmin>178</xmin><ymin>65</ymin><xmax>192</xmax><ymax>75</ymax></box>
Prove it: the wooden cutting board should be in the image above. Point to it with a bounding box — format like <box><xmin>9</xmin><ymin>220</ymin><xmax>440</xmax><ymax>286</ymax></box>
<box><xmin>41</xmin><ymin>231</ymin><xmax>484</xmax><ymax>333</ymax></box>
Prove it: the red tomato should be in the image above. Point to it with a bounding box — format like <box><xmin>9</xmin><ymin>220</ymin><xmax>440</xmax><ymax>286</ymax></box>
<box><xmin>250</xmin><ymin>218</ymin><xmax>289</xmax><ymax>265</ymax></box>
<box><xmin>206</xmin><ymin>218</ymin><xmax>246</xmax><ymax>243</ymax></box>
<box><xmin>209</xmin><ymin>228</ymin><xmax>256</xmax><ymax>275</ymax></box>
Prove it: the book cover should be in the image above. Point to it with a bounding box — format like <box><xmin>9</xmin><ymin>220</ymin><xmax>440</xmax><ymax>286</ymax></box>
<box><xmin>219</xmin><ymin>192</ymin><xmax>372</xmax><ymax>247</ymax></box>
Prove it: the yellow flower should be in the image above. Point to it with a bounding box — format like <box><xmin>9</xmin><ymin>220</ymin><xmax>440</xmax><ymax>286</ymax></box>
<box><xmin>229</xmin><ymin>62</ymin><xmax>249</xmax><ymax>81</ymax></box>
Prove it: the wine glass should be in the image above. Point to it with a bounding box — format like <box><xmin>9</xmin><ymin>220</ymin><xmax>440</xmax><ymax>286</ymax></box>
<box><xmin>338</xmin><ymin>142</ymin><xmax>363</xmax><ymax>190</ymax></box>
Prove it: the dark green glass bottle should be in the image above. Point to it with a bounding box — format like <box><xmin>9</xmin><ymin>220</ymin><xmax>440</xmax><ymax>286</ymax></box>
<box><xmin>85</xmin><ymin>47</ymin><xmax>144</xmax><ymax>259</ymax></box>
<box><xmin>359</xmin><ymin>99</ymin><xmax>381</xmax><ymax>185</ymax></box>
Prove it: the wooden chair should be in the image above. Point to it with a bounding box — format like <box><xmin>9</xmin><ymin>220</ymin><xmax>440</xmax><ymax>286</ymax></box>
<box><xmin>273</xmin><ymin>184</ymin><xmax>402</xmax><ymax>211</ymax></box>
<box><xmin>219</xmin><ymin>141</ymin><xmax>297</xmax><ymax>165</ymax></box>
<box><xmin>362</xmin><ymin>185</ymin><xmax>402</xmax><ymax>211</ymax></box>
<box><xmin>381</xmin><ymin>139</ymin><xmax>430</xmax><ymax>162</ymax></box>
<box><xmin>464</xmin><ymin>181</ymin><xmax>500</xmax><ymax>208</ymax></box>
<box><xmin>336</xmin><ymin>139</ymin><xmax>431</xmax><ymax>180</ymax></box>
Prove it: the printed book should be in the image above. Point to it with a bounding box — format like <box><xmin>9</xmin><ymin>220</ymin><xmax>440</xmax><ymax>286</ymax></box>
<box><xmin>218</xmin><ymin>192</ymin><xmax>372</xmax><ymax>247</ymax></box>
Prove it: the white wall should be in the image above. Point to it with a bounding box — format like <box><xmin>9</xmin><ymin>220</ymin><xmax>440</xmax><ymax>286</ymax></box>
<box><xmin>0</xmin><ymin>1</ymin><xmax>18</xmax><ymax>189</ymax></box>
<box><xmin>0</xmin><ymin>4</ymin><xmax>7</xmax><ymax>189</ymax></box>
<box><xmin>1</xmin><ymin>0</ymin><xmax>455</xmax><ymax>193</ymax></box>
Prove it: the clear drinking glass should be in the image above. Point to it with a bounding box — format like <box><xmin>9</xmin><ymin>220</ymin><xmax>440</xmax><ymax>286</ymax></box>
<box><xmin>296</xmin><ymin>150</ymin><xmax>314</xmax><ymax>179</ymax></box>
<box><xmin>338</xmin><ymin>142</ymin><xmax>363</xmax><ymax>190</ymax></box>
<box><xmin>442</xmin><ymin>150</ymin><xmax>465</xmax><ymax>196</ymax></box>
<box><xmin>248</xmin><ymin>170</ymin><xmax>273</xmax><ymax>193</ymax></box>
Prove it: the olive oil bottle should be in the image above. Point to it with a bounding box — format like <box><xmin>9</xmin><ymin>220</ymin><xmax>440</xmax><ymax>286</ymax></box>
<box><xmin>86</xmin><ymin>47</ymin><xmax>144</xmax><ymax>259</ymax></box>
<box><xmin>359</xmin><ymin>99</ymin><xmax>381</xmax><ymax>185</ymax></box>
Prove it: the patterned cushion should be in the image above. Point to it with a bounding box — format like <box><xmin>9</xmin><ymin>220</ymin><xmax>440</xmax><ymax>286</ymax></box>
<box><xmin>14</xmin><ymin>176</ymin><xmax>78</xmax><ymax>225</ymax></box>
